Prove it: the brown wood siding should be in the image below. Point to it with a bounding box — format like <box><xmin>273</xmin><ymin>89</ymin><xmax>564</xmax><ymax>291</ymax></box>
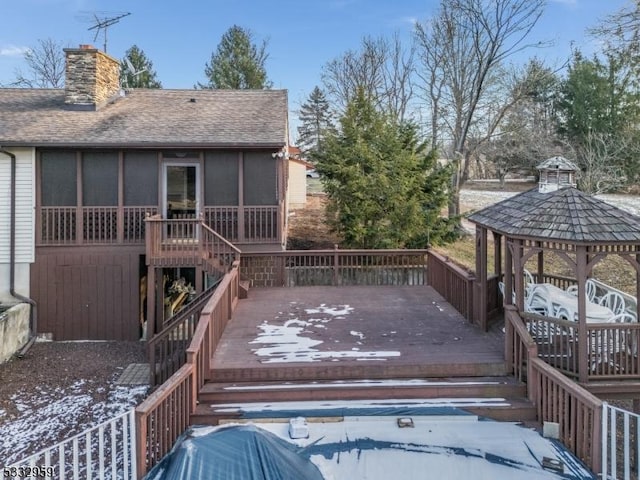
<box><xmin>31</xmin><ymin>246</ymin><xmax>143</xmax><ymax>340</ymax></box>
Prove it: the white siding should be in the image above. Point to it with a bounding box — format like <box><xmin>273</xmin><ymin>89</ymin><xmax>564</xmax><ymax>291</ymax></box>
<box><xmin>0</xmin><ymin>148</ymin><xmax>35</xmax><ymax>264</ymax></box>
<box><xmin>287</xmin><ymin>160</ymin><xmax>307</xmax><ymax>209</ymax></box>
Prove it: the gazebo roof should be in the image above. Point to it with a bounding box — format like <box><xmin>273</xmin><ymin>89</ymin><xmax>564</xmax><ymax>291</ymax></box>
<box><xmin>468</xmin><ymin>187</ymin><xmax>640</xmax><ymax>243</ymax></box>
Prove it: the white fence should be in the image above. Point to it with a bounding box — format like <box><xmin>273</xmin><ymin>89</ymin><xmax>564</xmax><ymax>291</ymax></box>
<box><xmin>602</xmin><ymin>403</ymin><xmax>639</xmax><ymax>480</ymax></box>
<box><xmin>6</xmin><ymin>409</ymin><xmax>137</xmax><ymax>480</ymax></box>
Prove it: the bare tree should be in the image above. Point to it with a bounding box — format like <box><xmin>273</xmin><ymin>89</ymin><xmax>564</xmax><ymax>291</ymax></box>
<box><xmin>415</xmin><ymin>0</ymin><xmax>546</xmax><ymax>220</ymax></box>
<box><xmin>322</xmin><ymin>34</ymin><xmax>415</xmax><ymax>122</ymax></box>
<box><xmin>12</xmin><ymin>38</ymin><xmax>67</xmax><ymax>88</ymax></box>
<box><xmin>590</xmin><ymin>0</ymin><xmax>640</xmax><ymax>61</ymax></box>
<box><xmin>576</xmin><ymin>131</ymin><xmax>631</xmax><ymax>195</ymax></box>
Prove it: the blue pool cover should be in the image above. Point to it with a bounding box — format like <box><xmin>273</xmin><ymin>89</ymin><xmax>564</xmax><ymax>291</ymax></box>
<box><xmin>143</xmin><ymin>424</ymin><xmax>324</xmax><ymax>480</ymax></box>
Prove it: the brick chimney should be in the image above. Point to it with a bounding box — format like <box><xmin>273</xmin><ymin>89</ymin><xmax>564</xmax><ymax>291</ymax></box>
<box><xmin>64</xmin><ymin>45</ymin><xmax>121</xmax><ymax>110</ymax></box>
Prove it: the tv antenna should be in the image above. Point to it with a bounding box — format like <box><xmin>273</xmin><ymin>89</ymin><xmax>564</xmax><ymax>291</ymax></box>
<box><xmin>122</xmin><ymin>57</ymin><xmax>147</xmax><ymax>88</ymax></box>
<box><xmin>87</xmin><ymin>12</ymin><xmax>130</xmax><ymax>53</ymax></box>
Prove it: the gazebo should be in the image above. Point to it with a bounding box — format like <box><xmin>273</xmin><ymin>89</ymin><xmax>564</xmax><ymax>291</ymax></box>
<box><xmin>468</xmin><ymin>156</ymin><xmax>640</xmax><ymax>388</ymax></box>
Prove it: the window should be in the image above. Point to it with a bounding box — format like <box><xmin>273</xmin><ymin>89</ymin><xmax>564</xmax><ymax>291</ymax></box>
<box><xmin>205</xmin><ymin>151</ymin><xmax>238</xmax><ymax>205</ymax></box>
<box><xmin>124</xmin><ymin>152</ymin><xmax>158</xmax><ymax>206</ymax></box>
<box><xmin>243</xmin><ymin>152</ymin><xmax>277</xmax><ymax>205</ymax></box>
<box><xmin>83</xmin><ymin>152</ymin><xmax>118</xmax><ymax>206</ymax></box>
<box><xmin>41</xmin><ymin>151</ymin><xmax>77</xmax><ymax>206</ymax></box>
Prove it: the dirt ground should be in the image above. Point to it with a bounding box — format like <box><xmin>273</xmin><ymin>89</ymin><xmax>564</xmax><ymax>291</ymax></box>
<box><xmin>0</xmin><ymin>341</ymin><xmax>147</xmax><ymax>464</ymax></box>
<box><xmin>287</xmin><ymin>194</ymin><xmax>341</xmax><ymax>249</ymax></box>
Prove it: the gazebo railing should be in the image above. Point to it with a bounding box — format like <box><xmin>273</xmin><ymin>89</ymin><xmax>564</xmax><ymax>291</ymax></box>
<box><xmin>521</xmin><ymin>312</ymin><xmax>640</xmax><ymax>381</ymax></box>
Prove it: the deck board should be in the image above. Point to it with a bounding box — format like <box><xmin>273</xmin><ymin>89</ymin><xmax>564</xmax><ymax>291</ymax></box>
<box><xmin>212</xmin><ymin>286</ymin><xmax>505</xmax><ymax>380</ymax></box>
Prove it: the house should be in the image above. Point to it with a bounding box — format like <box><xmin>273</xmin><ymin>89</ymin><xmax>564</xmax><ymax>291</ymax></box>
<box><xmin>0</xmin><ymin>44</ymin><xmax>289</xmax><ymax>342</ymax></box>
<box><xmin>286</xmin><ymin>146</ymin><xmax>315</xmax><ymax>209</ymax></box>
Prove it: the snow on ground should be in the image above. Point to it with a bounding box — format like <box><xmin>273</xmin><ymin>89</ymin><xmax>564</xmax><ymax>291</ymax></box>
<box><xmin>250</xmin><ymin>303</ymin><xmax>400</xmax><ymax>363</ymax></box>
<box><xmin>461</xmin><ymin>188</ymin><xmax>640</xmax><ymax>215</ymax></box>
<box><xmin>1</xmin><ymin>380</ymin><xmax>147</xmax><ymax>466</ymax></box>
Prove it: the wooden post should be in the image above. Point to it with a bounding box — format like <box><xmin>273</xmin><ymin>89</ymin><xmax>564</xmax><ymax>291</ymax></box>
<box><xmin>333</xmin><ymin>245</ymin><xmax>340</xmax><ymax>286</ymax></box>
<box><xmin>505</xmin><ymin>237</ymin><xmax>513</xmax><ymax>307</ymax></box>
<box><xmin>146</xmin><ymin>266</ymin><xmax>156</xmax><ymax>339</ymax></box>
<box><xmin>514</xmin><ymin>239</ymin><xmax>525</xmax><ymax>312</ymax></box>
<box><xmin>237</xmin><ymin>152</ymin><xmax>245</xmax><ymax>243</ymax></box>
<box><xmin>475</xmin><ymin>226</ymin><xmax>488</xmax><ymax>330</ymax></box>
<box><xmin>135</xmin><ymin>410</ymin><xmax>148</xmax><ymax>479</ymax></box>
<box><xmin>576</xmin><ymin>245</ymin><xmax>589</xmax><ymax>383</ymax></box>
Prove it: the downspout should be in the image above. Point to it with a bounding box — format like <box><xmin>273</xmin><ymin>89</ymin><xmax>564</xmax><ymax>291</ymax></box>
<box><xmin>1</xmin><ymin>148</ymin><xmax>37</xmax><ymax>357</ymax></box>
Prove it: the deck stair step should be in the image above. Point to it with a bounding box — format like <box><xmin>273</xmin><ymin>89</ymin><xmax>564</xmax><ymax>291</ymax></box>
<box><xmin>198</xmin><ymin>376</ymin><xmax>526</xmax><ymax>404</ymax></box>
<box><xmin>210</xmin><ymin>361</ymin><xmax>509</xmax><ymax>383</ymax></box>
<box><xmin>192</xmin><ymin>394</ymin><xmax>536</xmax><ymax>426</ymax></box>
<box><xmin>193</xmin><ymin>375</ymin><xmax>536</xmax><ymax>425</ymax></box>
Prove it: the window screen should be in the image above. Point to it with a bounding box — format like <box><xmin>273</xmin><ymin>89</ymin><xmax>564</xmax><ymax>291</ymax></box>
<box><xmin>124</xmin><ymin>152</ymin><xmax>158</xmax><ymax>205</ymax></box>
<box><xmin>243</xmin><ymin>152</ymin><xmax>277</xmax><ymax>205</ymax></box>
<box><xmin>82</xmin><ymin>152</ymin><xmax>118</xmax><ymax>206</ymax></box>
<box><xmin>205</xmin><ymin>151</ymin><xmax>239</xmax><ymax>205</ymax></box>
<box><xmin>41</xmin><ymin>151</ymin><xmax>77</xmax><ymax>206</ymax></box>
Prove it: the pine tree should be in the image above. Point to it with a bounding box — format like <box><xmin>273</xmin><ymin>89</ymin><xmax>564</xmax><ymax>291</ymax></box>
<box><xmin>316</xmin><ymin>89</ymin><xmax>455</xmax><ymax>249</ymax></box>
<box><xmin>120</xmin><ymin>45</ymin><xmax>162</xmax><ymax>89</ymax></box>
<box><xmin>296</xmin><ymin>86</ymin><xmax>334</xmax><ymax>160</ymax></box>
<box><xmin>198</xmin><ymin>25</ymin><xmax>271</xmax><ymax>89</ymax></box>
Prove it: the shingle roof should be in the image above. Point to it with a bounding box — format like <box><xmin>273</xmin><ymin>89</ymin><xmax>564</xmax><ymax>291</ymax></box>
<box><xmin>537</xmin><ymin>155</ymin><xmax>579</xmax><ymax>171</ymax></box>
<box><xmin>468</xmin><ymin>187</ymin><xmax>640</xmax><ymax>243</ymax></box>
<box><xmin>0</xmin><ymin>88</ymin><xmax>288</xmax><ymax>148</ymax></box>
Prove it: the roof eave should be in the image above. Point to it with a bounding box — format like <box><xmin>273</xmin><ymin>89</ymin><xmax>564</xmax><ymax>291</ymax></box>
<box><xmin>0</xmin><ymin>141</ymin><xmax>287</xmax><ymax>149</ymax></box>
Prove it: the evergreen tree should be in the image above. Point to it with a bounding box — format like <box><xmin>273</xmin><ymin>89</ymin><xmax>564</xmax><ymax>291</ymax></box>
<box><xmin>556</xmin><ymin>50</ymin><xmax>640</xmax><ymax>185</ymax></box>
<box><xmin>198</xmin><ymin>25</ymin><xmax>271</xmax><ymax>89</ymax></box>
<box><xmin>120</xmin><ymin>45</ymin><xmax>162</xmax><ymax>89</ymax></box>
<box><xmin>316</xmin><ymin>89</ymin><xmax>455</xmax><ymax>249</ymax></box>
<box><xmin>296</xmin><ymin>86</ymin><xmax>334</xmax><ymax>160</ymax></box>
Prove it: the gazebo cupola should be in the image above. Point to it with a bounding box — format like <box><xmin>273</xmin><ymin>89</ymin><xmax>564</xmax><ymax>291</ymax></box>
<box><xmin>537</xmin><ymin>156</ymin><xmax>578</xmax><ymax>193</ymax></box>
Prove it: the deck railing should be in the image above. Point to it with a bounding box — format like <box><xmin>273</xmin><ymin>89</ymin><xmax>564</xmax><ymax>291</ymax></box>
<box><xmin>145</xmin><ymin>215</ymin><xmax>240</xmax><ymax>275</ymax></box>
<box><xmin>504</xmin><ymin>305</ymin><xmax>604</xmax><ymax>473</ymax></box>
<box><xmin>241</xmin><ymin>249</ymin><xmax>428</xmax><ymax>287</ymax></box>
<box><xmin>427</xmin><ymin>250</ymin><xmax>475</xmax><ymax>322</ymax></box>
<box><xmin>148</xmin><ymin>283</ymin><xmax>218</xmax><ymax>387</ymax></box>
<box><xmin>521</xmin><ymin>313</ymin><xmax>640</xmax><ymax>381</ymax></box>
<box><xmin>39</xmin><ymin>206</ymin><xmax>157</xmax><ymax>245</ymax></box>
<box><xmin>602</xmin><ymin>403</ymin><xmax>640</xmax><ymax>480</ymax></box>
<box><xmin>7</xmin><ymin>410</ymin><xmax>137</xmax><ymax>479</ymax></box>
<box><xmin>135</xmin><ymin>264</ymin><xmax>239</xmax><ymax>478</ymax></box>
<box><xmin>202</xmin><ymin>205</ymin><xmax>281</xmax><ymax>244</ymax></box>
<box><xmin>38</xmin><ymin>204</ymin><xmax>281</xmax><ymax>246</ymax></box>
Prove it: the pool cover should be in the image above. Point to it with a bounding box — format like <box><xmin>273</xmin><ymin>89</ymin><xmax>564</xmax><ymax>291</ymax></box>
<box><xmin>144</xmin><ymin>424</ymin><xmax>324</xmax><ymax>480</ymax></box>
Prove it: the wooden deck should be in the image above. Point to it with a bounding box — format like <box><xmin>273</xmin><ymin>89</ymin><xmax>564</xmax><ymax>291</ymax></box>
<box><xmin>211</xmin><ymin>285</ymin><xmax>506</xmax><ymax>382</ymax></box>
<box><xmin>192</xmin><ymin>285</ymin><xmax>539</xmax><ymax>426</ymax></box>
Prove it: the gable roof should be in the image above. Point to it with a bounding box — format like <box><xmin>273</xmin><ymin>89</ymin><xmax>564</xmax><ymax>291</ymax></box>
<box><xmin>468</xmin><ymin>187</ymin><xmax>640</xmax><ymax>244</ymax></box>
<box><xmin>0</xmin><ymin>88</ymin><xmax>288</xmax><ymax>148</ymax></box>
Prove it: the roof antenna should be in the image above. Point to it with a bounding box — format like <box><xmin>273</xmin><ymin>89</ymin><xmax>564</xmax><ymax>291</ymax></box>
<box><xmin>122</xmin><ymin>57</ymin><xmax>147</xmax><ymax>88</ymax></box>
<box><xmin>87</xmin><ymin>12</ymin><xmax>131</xmax><ymax>53</ymax></box>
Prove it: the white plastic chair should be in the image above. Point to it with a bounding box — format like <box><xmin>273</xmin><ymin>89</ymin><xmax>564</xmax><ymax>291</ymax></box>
<box><xmin>498</xmin><ymin>281</ymin><xmax>516</xmax><ymax>304</ymax></box>
<box><xmin>599</xmin><ymin>291</ymin><xmax>626</xmax><ymax>315</ymax></box>
<box><xmin>525</xmin><ymin>284</ymin><xmax>552</xmax><ymax>316</ymax></box>
<box><xmin>554</xmin><ymin>306</ymin><xmax>575</xmax><ymax>321</ymax></box>
<box><xmin>523</xmin><ymin>269</ymin><xmax>535</xmax><ymax>295</ymax></box>
<box><xmin>566</xmin><ymin>279</ymin><xmax>598</xmax><ymax>302</ymax></box>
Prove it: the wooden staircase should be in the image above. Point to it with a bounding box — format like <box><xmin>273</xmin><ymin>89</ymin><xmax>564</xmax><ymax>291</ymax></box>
<box><xmin>192</xmin><ymin>365</ymin><xmax>537</xmax><ymax>426</ymax></box>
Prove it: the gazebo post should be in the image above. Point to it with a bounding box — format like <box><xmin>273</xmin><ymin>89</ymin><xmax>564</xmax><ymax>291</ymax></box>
<box><xmin>514</xmin><ymin>239</ymin><xmax>526</xmax><ymax>312</ymax></box>
<box><xmin>576</xmin><ymin>245</ymin><xmax>589</xmax><ymax>383</ymax></box>
<box><xmin>536</xmin><ymin>242</ymin><xmax>544</xmax><ymax>283</ymax></box>
<box><xmin>493</xmin><ymin>232</ymin><xmax>502</xmax><ymax>282</ymax></box>
<box><xmin>475</xmin><ymin>225</ymin><xmax>488</xmax><ymax>330</ymax></box>
<box><xmin>505</xmin><ymin>237</ymin><xmax>513</xmax><ymax>307</ymax></box>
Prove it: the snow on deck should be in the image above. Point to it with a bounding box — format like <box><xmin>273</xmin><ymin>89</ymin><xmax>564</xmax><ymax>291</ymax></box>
<box><xmin>250</xmin><ymin>303</ymin><xmax>401</xmax><ymax>363</ymax></box>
